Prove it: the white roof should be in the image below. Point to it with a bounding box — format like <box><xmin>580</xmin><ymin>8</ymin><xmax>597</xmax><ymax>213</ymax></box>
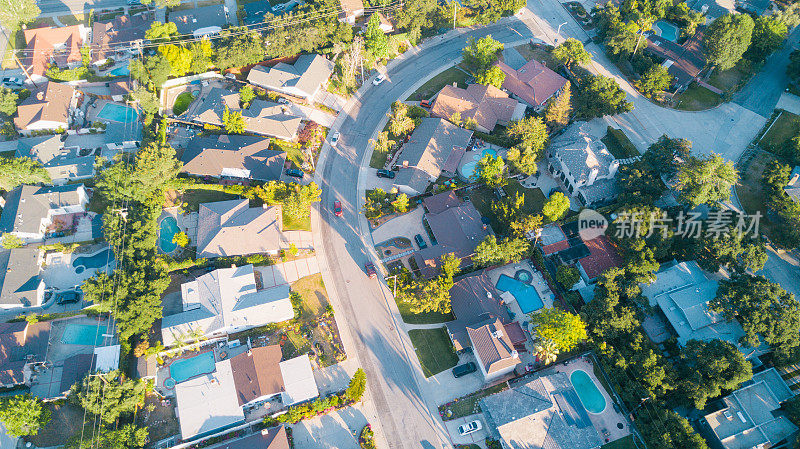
<box><xmin>93</xmin><ymin>345</ymin><xmax>120</xmax><ymax>372</ymax></box>
<box><xmin>279</xmin><ymin>354</ymin><xmax>318</xmax><ymax>405</ymax></box>
<box><xmin>175</xmin><ymin>359</ymin><xmax>245</xmax><ymax>440</ymax></box>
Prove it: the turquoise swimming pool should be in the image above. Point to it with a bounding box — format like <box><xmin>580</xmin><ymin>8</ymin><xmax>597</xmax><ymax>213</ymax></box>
<box><xmin>96</xmin><ymin>103</ymin><xmax>138</xmax><ymax>123</ymax></box>
<box><xmin>108</xmin><ymin>65</ymin><xmax>129</xmax><ymax>76</ymax></box>
<box><xmin>62</xmin><ymin>323</ymin><xmax>109</xmax><ymax>346</ymax></box>
<box><xmin>169</xmin><ymin>351</ymin><xmax>216</xmax><ymax>384</ymax></box>
<box><xmin>653</xmin><ymin>20</ymin><xmax>679</xmax><ymax>42</ymax></box>
<box><xmin>570</xmin><ymin>369</ymin><xmax>606</xmax><ymax>414</ymax></box>
<box><xmin>459</xmin><ymin>148</ymin><xmax>498</xmax><ymax>180</ymax></box>
<box><xmin>158</xmin><ymin>217</ymin><xmax>180</xmax><ymax>253</ymax></box>
<box><xmin>73</xmin><ymin>248</ymin><xmax>114</xmax><ymax>274</ymax></box>
<box><xmin>495</xmin><ymin>274</ymin><xmax>544</xmax><ymax>313</ymax></box>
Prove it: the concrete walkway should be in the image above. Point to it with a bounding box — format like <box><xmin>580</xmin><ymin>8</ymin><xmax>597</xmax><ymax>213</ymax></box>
<box><xmin>777</xmin><ymin>92</ymin><xmax>800</xmax><ymax>116</ymax></box>
<box><xmin>255</xmin><ymin>257</ymin><xmax>321</xmax><ymax>287</ymax></box>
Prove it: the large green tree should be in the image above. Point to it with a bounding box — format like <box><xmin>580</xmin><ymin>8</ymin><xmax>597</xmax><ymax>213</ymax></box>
<box><xmin>676</xmin><ymin>153</ymin><xmax>738</xmax><ymax>207</ymax></box>
<box><xmin>677</xmin><ymin>339</ymin><xmax>753</xmax><ymax>409</ymax></box>
<box><xmin>283</xmin><ymin>182</ymin><xmax>322</xmax><ymax>220</ymax></box>
<box><xmin>462</xmin><ymin>35</ymin><xmax>504</xmax><ymax>79</ymax></box>
<box><xmin>71</xmin><ymin>371</ymin><xmax>146</xmax><ymax>424</ymax></box>
<box><xmin>475</xmin><ymin>154</ymin><xmax>506</xmax><ymax>187</ymax></box>
<box><xmin>530</xmin><ymin>307</ymin><xmax>587</xmax><ymax>351</ymax></box>
<box><xmin>345</xmin><ymin>368</ymin><xmax>367</xmax><ymax>402</ymax></box>
<box><xmin>0</xmin><ymin>157</ymin><xmax>51</xmax><ymax>190</ymax></box>
<box><xmin>636</xmin><ymin>64</ymin><xmax>672</xmax><ymax>96</ymax></box>
<box><xmin>505</xmin><ymin>116</ymin><xmax>548</xmax><ymax>175</ymax></box>
<box><xmin>542</xmin><ymin>192</ymin><xmax>570</xmax><ymax>222</ymax></box>
<box><xmin>0</xmin><ymin>0</ymin><xmax>40</xmax><ymax>30</ymax></box>
<box><xmin>747</xmin><ymin>16</ymin><xmax>787</xmax><ymax>62</ymax></box>
<box><xmin>0</xmin><ymin>87</ymin><xmax>19</xmax><ymax>116</ymax></box>
<box><xmin>397</xmin><ymin>253</ymin><xmax>460</xmax><ymax>314</ymax></box>
<box><xmin>703</xmin><ymin>13</ymin><xmax>755</xmax><ymax>70</ymax></box>
<box><xmin>638</xmin><ymin>407</ymin><xmax>710</xmax><ymax>449</ymax></box>
<box><xmin>473</xmin><ymin>235</ymin><xmax>529</xmax><ymax>266</ymax></box>
<box><xmin>581</xmin><ymin>74</ymin><xmax>633</xmax><ymax>118</ymax></box>
<box><xmin>0</xmin><ymin>394</ymin><xmax>50</xmax><ymax>437</ymax></box>
<box><xmin>552</xmin><ymin>38</ymin><xmax>591</xmax><ymax>69</ymax></box>
<box><xmin>544</xmin><ymin>81</ymin><xmax>572</xmax><ymax>127</ymax></box>
<box><xmin>364</xmin><ymin>14</ymin><xmax>389</xmax><ymax>59</ymax></box>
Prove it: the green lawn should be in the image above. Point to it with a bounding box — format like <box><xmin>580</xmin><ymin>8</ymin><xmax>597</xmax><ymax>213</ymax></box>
<box><xmin>58</xmin><ymin>14</ymin><xmax>86</xmax><ymax>26</ymax></box>
<box><xmin>513</xmin><ymin>44</ymin><xmax>560</xmax><ymax>72</ymax></box>
<box><xmin>601</xmin><ymin>435</ymin><xmax>637</xmax><ymax>449</ymax></box>
<box><xmin>283</xmin><ymin>210</ymin><xmax>311</xmax><ymax>231</ymax></box>
<box><xmin>181</xmin><ymin>188</ymin><xmax>240</xmax><ymax>212</ymax></box>
<box><xmin>504</xmin><ymin>180</ymin><xmax>546</xmax><ymax>214</ymax></box>
<box><xmin>172</xmin><ymin>92</ymin><xmax>196</xmax><ymax>116</ymax></box>
<box><xmin>674</xmin><ymin>82</ymin><xmax>721</xmax><ymax>111</ymax></box>
<box><xmin>395</xmin><ymin>296</ymin><xmax>454</xmax><ymax>324</ymax></box>
<box><xmin>736</xmin><ymin>149</ymin><xmax>781</xmax><ymax>242</ymax></box>
<box><xmin>407</xmin><ymin>66</ymin><xmax>471</xmax><ymax>102</ymax></box>
<box><xmin>408</xmin><ymin>327</ymin><xmax>459</xmax><ymax>377</ymax></box>
<box><xmin>438</xmin><ymin>382</ymin><xmax>508</xmax><ymax>421</ymax></box>
<box><xmin>707</xmin><ymin>59</ymin><xmax>752</xmax><ymax>92</ymax></box>
<box><xmin>468</xmin><ymin>182</ymin><xmax>546</xmax><ymax>235</ymax></box>
<box><xmin>602</xmin><ymin>127</ymin><xmax>640</xmax><ymax>158</ymax></box>
<box><xmin>272</xmin><ymin>138</ymin><xmax>305</xmax><ymax>170</ymax></box>
<box><xmin>291</xmin><ymin>273</ymin><xmax>328</xmax><ymax>317</ymax></box>
<box><xmin>760</xmin><ymin>110</ymin><xmax>800</xmax><ymax>153</ymax></box>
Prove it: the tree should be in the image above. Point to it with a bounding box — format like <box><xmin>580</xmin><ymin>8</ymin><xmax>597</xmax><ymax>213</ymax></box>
<box><xmin>0</xmin><ymin>394</ymin><xmax>50</xmax><ymax>437</ymax></box>
<box><xmin>475</xmin><ymin>65</ymin><xmax>505</xmax><ymax>88</ymax></box>
<box><xmin>159</xmin><ymin>44</ymin><xmax>192</xmax><ymax>77</ymax></box>
<box><xmin>131</xmin><ymin>86</ymin><xmax>160</xmax><ymax>115</ymax></box>
<box><xmin>239</xmin><ymin>85</ymin><xmax>255</xmax><ymax>108</ymax></box>
<box><xmin>473</xmin><ymin>235</ymin><xmax>530</xmax><ymax>266</ymax></box>
<box><xmin>638</xmin><ymin>407</ymin><xmax>710</xmax><ymax>449</ymax></box>
<box><xmin>747</xmin><ymin>16</ymin><xmax>787</xmax><ymax>62</ymax></box>
<box><xmin>144</xmin><ymin>21</ymin><xmax>178</xmax><ymax>41</ymax></box>
<box><xmin>129</xmin><ymin>54</ymin><xmax>171</xmax><ymax>88</ymax></box>
<box><xmin>552</xmin><ymin>38</ymin><xmax>591</xmax><ymax>69</ymax></box>
<box><xmin>283</xmin><ymin>182</ymin><xmax>322</xmax><ymax>220</ymax></box>
<box><xmin>677</xmin><ymin>339</ymin><xmax>752</xmax><ymax>409</ymax></box>
<box><xmin>475</xmin><ymin>154</ymin><xmax>506</xmax><ymax>187</ymax></box>
<box><xmin>345</xmin><ymin>368</ymin><xmax>367</xmax><ymax>402</ymax></box>
<box><xmin>0</xmin><ymin>87</ymin><xmax>19</xmax><ymax>116</ymax></box>
<box><xmin>462</xmin><ymin>35</ymin><xmax>504</xmax><ymax>78</ymax></box>
<box><xmin>774</xmin><ymin>1</ymin><xmax>800</xmax><ymax>28</ymax></box>
<box><xmin>544</xmin><ymin>81</ymin><xmax>572</xmax><ymax>127</ymax></box>
<box><xmin>582</xmin><ymin>74</ymin><xmax>633</xmax><ymax>118</ymax></box>
<box><xmin>510</xmin><ymin>214</ymin><xmax>543</xmax><ymax>239</ymax></box>
<box><xmin>69</xmin><ymin>424</ymin><xmax>148</xmax><ymax>449</ymax></box>
<box><xmin>370</xmin><ymin>131</ymin><xmax>395</xmax><ymax>158</ymax></box>
<box><xmin>703</xmin><ymin>13</ymin><xmax>755</xmax><ymax>70</ymax></box>
<box><xmin>636</xmin><ymin>64</ymin><xmax>672</xmax><ymax>96</ymax></box>
<box><xmin>556</xmin><ymin>265</ymin><xmax>580</xmax><ymax>289</ymax></box>
<box><xmin>642</xmin><ymin>135</ymin><xmax>692</xmax><ymax>178</ymax></box>
<box><xmin>222</xmin><ymin>106</ymin><xmax>245</xmax><ymax>134</ymax></box>
<box><xmin>364</xmin><ymin>14</ymin><xmax>389</xmax><ymax>59</ymax></box>
<box><xmin>189</xmin><ymin>39</ymin><xmax>214</xmax><ymax>74</ymax></box>
<box><xmin>391</xmin><ymin>193</ymin><xmax>409</xmax><ymax>213</ymax></box>
<box><xmin>530</xmin><ymin>307</ymin><xmax>587</xmax><ymax>351</ymax></box>
<box><xmin>0</xmin><ymin>156</ymin><xmax>51</xmax><ymax>190</ymax></box>
<box><xmin>213</xmin><ymin>28</ymin><xmax>265</xmax><ymax>71</ymax></box>
<box><xmin>677</xmin><ymin>153</ymin><xmax>738</xmax><ymax>207</ymax></box>
<box><xmin>0</xmin><ymin>233</ymin><xmax>24</xmax><ymax>249</ymax></box>
<box><xmin>388</xmin><ymin>102</ymin><xmax>415</xmax><ymax>137</ymax></box>
<box><xmin>172</xmin><ymin>232</ymin><xmax>189</xmax><ymax>248</ymax></box>
<box><xmin>506</xmin><ymin>116</ymin><xmax>548</xmax><ymax>175</ymax></box>
<box><xmin>397</xmin><ymin>253</ymin><xmax>460</xmax><ymax>314</ymax></box>
<box><xmin>140</xmin><ymin>0</ymin><xmax>180</xmax><ymax>8</ymax></box>
<box><xmin>543</xmin><ymin>192</ymin><xmax>570</xmax><ymax>222</ymax></box>
<box><xmin>0</xmin><ymin>0</ymin><xmax>40</xmax><ymax>30</ymax></box>
<box><xmin>71</xmin><ymin>371</ymin><xmax>146</xmax><ymax>424</ymax></box>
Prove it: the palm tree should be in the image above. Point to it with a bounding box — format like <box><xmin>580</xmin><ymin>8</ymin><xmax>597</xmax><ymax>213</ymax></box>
<box><xmin>534</xmin><ymin>339</ymin><xmax>559</xmax><ymax>365</ymax></box>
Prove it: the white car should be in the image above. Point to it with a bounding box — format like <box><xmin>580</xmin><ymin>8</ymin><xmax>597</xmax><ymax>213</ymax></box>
<box><xmin>331</xmin><ymin>132</ymin><xmax>340</xmax><ymax>145</ymax></box>
<box><xmin>457</xmin><ymin>420</ymin><xmax>482</xmax><ymax>436</ymax></box>
<box><xmin>372</xmin><ymin>73</ymin><xmax>386</xmax><ymax>86</ymax></box>
<box><xmin>2</xmin><ymin>76</ymin><xmax>23</xmax><ymax>87</ymax></box>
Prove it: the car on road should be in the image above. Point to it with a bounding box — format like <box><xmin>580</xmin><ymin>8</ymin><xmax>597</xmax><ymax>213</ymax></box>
<box><xmin>376</xmin><ymin>169</ymin><xmax>395</xmax><ymax>179</ymax></box>
<box><xmin>452</xmin><ymin>362</ymin><xmax>477</xmax><ymax>378</ymax></box>
<box><xmin>285</xmin><ymin>168</ymin><xmax>304</xmax><ymax>178</ymax></box>
<box><xmin>333</xmin><ymin>200</ymin><xmax>342</xmax><ymax>217</ymax></box>
<box><xmin>372</xmin><ymin>73</ymin><xmax>386</xmax><ymax>85</ymax></box>
<box><xmin>457</xmin><ymin>420</ymin><xmax>482</xmax><ymax>436</ymax></box>
<box><xmin>2</xmin><ymin>76</ymin><xmax>22</xmax><ymax>87</ymax></box>
<box><xmin>365</xmin><ymin>262</ymin><xmax>377</xmax><ymax>278</ymax></box>
<box><xmin>331</xmin><ymin>132</ymin><xmax>340</xmax><ymax>146</ymax></box>
<box><xmin>414</xmin><ymin>234</ymin><xmax>427</xmax><ymax>249</ymax></box>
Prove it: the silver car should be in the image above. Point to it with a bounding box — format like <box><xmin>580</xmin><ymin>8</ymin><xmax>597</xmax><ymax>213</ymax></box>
<box><xmin>457</xmin><ymin>420</ymin><xmax>482</xmax><ymax>436</ymax></box>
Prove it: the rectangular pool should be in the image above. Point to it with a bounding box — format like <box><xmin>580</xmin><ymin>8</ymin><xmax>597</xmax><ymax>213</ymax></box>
<box><xmin>169</xmin><ymin>351</ymin><xmax>216</xmax><ymax>384</ymax></box>
<box><xmin>96</xmin><ymin>103</ymin><xmax>138</xmax><ymax>123</ymax></box>
<box><xmin>495</xmin><ymin>274</ymin><xmax>544</xmax><ymax>313</ymax></box>
<box><xmin>61</xmin><ymin>323</ymin><xmax>109</xmax><ymax>346</ymax></box>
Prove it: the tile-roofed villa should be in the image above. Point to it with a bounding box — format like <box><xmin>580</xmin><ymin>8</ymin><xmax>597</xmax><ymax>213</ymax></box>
<box><xmin>467</xmin><ymin>316</ymin><xmax>520</xmax><ymax>380</ymax></box>
<box><xmin>547</xmin><ymin>122</ymin><xmax>619</xmax><ymax>206</ymax></box>
<box><xmin>14</xmin><ymin>82</ymin><xmax>78</xmax><ymax>133</ymax></box>
<box><xmin>495</xmin><ymin>59</ymin><xmax>568</xmax><ymax>110</ymax></box>
<box><xmin>431</xmin><ymin>84</ymin><xmax>525</xmax><ymax>133</ymax></box>
<box><xmin>0</xmin><ymin>321</ymin><xmax>51</xmax><ymax>387</ymax></box>
<box><xmin>91</xmin><ymin>11</ymin><xmax>153</xmax><ymax>64</ymax></box>
<box><xmin>247</xmin><ymin>54</ymin><xmax>335</xmax><ymax>101</ymax></box>
<box><xmin>392</xmin><ymin>118</ymin><xmax>473</xmax><ymax>195</ymax></box>
<box><xmin>0</xmin><ymin>184</ymin><xmax>89</xmax><ymax>242</ymax></box>
<box><xmin>576</xmin><ymin>236</ymin><xmax>623</xmax><ymax>282</ymax></box>
<box><xmin>180</xmin><ymin>135</ymin><xmax>285</xmax><ymax>181</ymax></box>
<box><xmin>22</xmin><ymin>25</ymin><xmax>88</xmax><ymax>78</ymax></box>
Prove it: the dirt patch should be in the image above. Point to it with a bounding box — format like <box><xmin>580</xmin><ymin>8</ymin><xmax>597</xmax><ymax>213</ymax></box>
<box><xmin>27</xmin><ymin>401</ymin><xmax>84</xmax><ymax>447</ymax></box>
<box><xmin>138</xmin><ymin>393</ymin><xmax>180</xmax><ymax>443</ymax></box>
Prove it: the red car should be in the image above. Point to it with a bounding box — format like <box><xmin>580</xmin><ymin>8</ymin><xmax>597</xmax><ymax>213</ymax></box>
<box><xmin>365</xmin><ymin>263</ymin><xmax>377</xmax><ymax>278</ymax></box>
<box><xmin>333</xmin><ymin>200</ymin><xmax>342</xmax><ymax>217</ymax></box>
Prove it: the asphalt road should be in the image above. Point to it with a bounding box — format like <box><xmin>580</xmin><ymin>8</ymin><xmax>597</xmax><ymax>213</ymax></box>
<box><xmin>315</xmin><ymin>20</ymin><xmax>534</xmax><ymax>449</ymax></box>
<box><xmin>36</xmin><ymin>0</ymin><xmax>129</xmax><ymax>14</ymax></box>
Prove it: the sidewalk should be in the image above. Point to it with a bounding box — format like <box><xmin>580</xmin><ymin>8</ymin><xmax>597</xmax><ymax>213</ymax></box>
<box><xmin>777</xmin><ymin>92</ymin><xmax>800</xmax><ymax>116</ymax></box>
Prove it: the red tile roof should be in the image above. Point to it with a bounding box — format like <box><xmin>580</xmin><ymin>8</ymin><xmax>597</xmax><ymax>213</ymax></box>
<box><xmin>495</xmin><ymin>59</ymin><xmax>567</xmax><ymax>108</ymax></box>
<box><xmin>431</xmin><ymin>83</ymin><xmax>519</xmax><ymax>132</ymax></box>
<box><xmin>578</xmin><ymin>235</ymin><xmax>623</xmax><ymax>280</ymax></box>
<box><xmin>23</xmin><ymin>25</ymin><xmax>85</xmax><ymax>76</ymax></box>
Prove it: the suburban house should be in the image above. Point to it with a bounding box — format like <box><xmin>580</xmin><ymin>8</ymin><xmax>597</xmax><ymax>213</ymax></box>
<box><xmin>688</xmin><ymin>0</ymin><xmax>735</xmax><ymax>21</ymax></box>
<box><xmin>703</xmin><ymin>368</ymin><xmax>797</xmax><ymax>449</ymax></box>
<box><xmin>0</xmin><ymin>248</ymin><xmax>45</xmax><ymax>309</ymax></box>
<box><xmin>195</xmin><ymin>199</ymin><xmax>310</xmax><ymax>258</ymax></box>
<box><xmin>170</xmin><ymin>4</ymin><xmax>230</xmax><ymax>37</ymax></box>
<box><xmin>185</xmin><ymin>87</ymin><xmax>303</xmax><ymax>140</ymax></box>
<box><xmin>180</xmin><ymin>135</ymin><xmax>285</xmax><ymax>181</ymax></box>
<box><xmin>10</xmin><ymin>135</ymin><xmax>95</xmax><ymax>183</ymax></box>
<box><xmin>642</xmin><ymin>261</ymin><xmax>766</xmax><ymax>356</ymax></box>
<box><xmin>339</xmin><ymin>0</ymin><xmax>364</xmax><ymax>24</ymax></box>
<box><xmin>0</xmin><ymin>184</ymin><xmax>90</xmax><ymax>243</ymax></box>
<box><xmin>0</xmin><ymin>321</ymin><xmax>51</xmax><ymax>388</ymax></box>
<box><xmin>538</xmin><ymin>223</ymin><xmax>571</xmax><ymax>256</ymax></box>
<box><xmin>576</xmin><ymin>235</ymin><xmax>623</xmax><ymax>283</ymax></box>
<box><xmin>35</xmin><ymin>343</ymin><xmax>122</xmax><ymax>400</ymax></box>
<box><xmin>412</xmin><ymin>192</ymin><xmax>492</xmax><ymax>278</ymax></box>
<box><xmin>160</xmin><ymin>264</ymin><xmax>294</xmax><ymax>346</ymax></box>
<box><xmin>480</xmin><ymin>369</ymin><xmax>604</xmax><ymax>449</ymax></box>
<box><xmin>430</xmin><ymin>84</ymin><xmax>525</xmax><ymax>133</ymax></box>
<box><xmin>247</xmin><ymin>54</ymin><xmax>335</xmax><ymax>101</ymax></box>
<box><xmin>646</xmin><ymin>30</ymin><xmax>706</xmax><ymax>92</ymax></box>
<box><xmin>204</xmin><ymin>427</ymin><xmax>291</xmax><ymax>449</ymax></box>
<box><xmin>547</xmin><ymin>122</ymin><xmax>620</xmax><ymax>206</ymax></box>
<box><xmin>14</xmin><ymin>82</ymin><xmax>78</xmax><ymax>133</ymax></box>
<box><xmin>494</xmin><ymin>59</ymin><xmax>568</xmax><ymax>110</ymax></box>
<box><xmin>91</xmin><ymin>11</ymin><xmax>153</xmax><ymax>65</ymax></box>
<box><xmin>230</xmin><ymin>346</ymin><xmax>319</xmax><ymax>408</ymax></box>
<box><xmin>468</xmin><ymin>317</ymin><xmax>521</xmax><ymax>381</ymax></box>
<box><xmin>785</xmin><ymin>166</ymin><xmax>800</xmax><ymax>204</ymax></box>
<box><xmin>392</xmin><ymin>118</ymin><xmax>474</xmax><ymax>196</ymax></box>
<box><xmin>22</xmin><ymin>25</ymin><xmax>88</xmax><ymax>79</ymax></box>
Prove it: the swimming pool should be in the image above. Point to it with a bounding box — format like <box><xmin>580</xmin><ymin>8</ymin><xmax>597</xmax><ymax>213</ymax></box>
<box><xmin>653</xmin><ymin>20</ymin><xmax>679</xmax><ymax>42</ymax></box>
<box><xmin>96</xmin><ymin>103</ymin><xmax>138</xmax><ymax>123</ymax></box>
<box><xmin>169</xmin><ymin>351</ymin><xmax>216</xmax><ymax>384</ymax></box>
<box><xmin>108</xmin><ymin>64</ymin><xmax>130</xmax><ymax>76</ymax></box>
<box><xmin>495</xmin><ymin>274</ymin><xmax>544</xmax><ymax>313</ymax></box>
<box><xmin>570</xmin><ymin>369</ymin><xmax>606</xmax><ymax>414</ymax></box>
<box><xmin>62</xmin><ymin>323</ymin><xmax>109</xmax><ymax>346</ymax></box>
<box><xmin>459</xmin><ymin>148</ymin><xmax>498</xmax><ymax>180</ymax></box>
<box><xmin>73</xmin><ymin>248</ymin><xmax>114</xmax><ymax>274</ymax></box>
<box><xmin>158</xmin><ymin>216</ymin><xmax>180</xmax><ymax>253</ymax></box>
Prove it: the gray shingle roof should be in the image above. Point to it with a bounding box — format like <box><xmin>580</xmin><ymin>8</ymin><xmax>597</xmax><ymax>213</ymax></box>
<box><xmin>195</xmin><ymin>199</ymin><xmax>285</xmax><ymax>258</ymax></box>
<box><xmin>0</xmin><ymin>184</ymin><xmax>85</xmax><ymax>235</ymax></box>
<box><xmin>247</xmin><ymin>55</ymin><xmax>334</xmax><ymax>99</ymax></box>
<box><xmin>181</xmin><ymin>135</ymin><xmax>284</xmax><ymax>181</ymax></box>
<box><xmin>14</xmin><ymin>135</ymin><xmax>95</xmax><ymax>181</ymax></box>
<box><xmin>170</xmin><ymin>4</ymin><xmax>227</xmax><ymax>35</ymax></box>
<box><xmin>548</xmin><ymin>123</ymin><xmax>615</xmax><ymax>185</ymax></box>
<box><xmin>0</xmin><ymin>248</ymin><xmax>43</xmax><ymax>308</ymax></box>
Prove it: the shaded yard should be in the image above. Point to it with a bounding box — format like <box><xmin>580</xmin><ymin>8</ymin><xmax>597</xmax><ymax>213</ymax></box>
<box><xmin>178</xmin><ymin>188</ymin><xmax>241</xmax><ymax>212</ymax></box>
<box><xmin>406</xmin><ymin>66</ymin><xmax>471</xmax><ymax>102</ymax></box>
<box><xmin>759</xmin><ymin>110</ymin><xmax>800</xmax><ymax>154</ymax></box>
<box><xmin>408</xmin><ymin>327</ymin><xmax>459</xmax><ymax>377</ymax></box>
<box><xmin>469</xmin><ymin>182</ymin><xmax>546</xmax><ymax>235</ymax></box>
<box><xmin>602</xmin><ymin>127</ymin><xmax>640</xmax><ymax>158</ymax></box>
<box><xmin>736</xmin><ymin>149</ymin><xmax>780</xmax><ymax>241</ymax></box>
<box><xmin>395</xmin><ymin>295</ymin><xmax>454</xmax><ymax>324</ymax></box>
<box><xmin>512</xmin><ymin>44</ymin><xmax>560</xmax><ymax>71</ymax></box>
<box><xmin>674</xmin><ymin>82</ymin><xmax>721</xmax><ymax>111</ymax></box>
<box><xmin>438</xmin><ymin>382</ymin><xmax>509</xmax><ymax>421</ymax></box>
<box><xmin>57</xmin><ymin>14</ymin><xmax>86</xmax><ymax>26</ymax></box>
<box><xmin>28</xmin><ymin>401</ymin><xmax>84</xmax><ymax>447</ymax></box>
<box><xmin>272</xmin><ymin>138</ymin><xmax>305</xmax><ymax>169</ymax></box>
<box><xmin>138</xmin><ymin>393</ymin><xmax>180</xmax><ymax>443</ymax></box>
<box><xmin>707</xmin><ymin>60</ymin><xmax>752</xmax><ymax>93</ymax></box>
<box><xmin>291</xmin><ymin>273</ymin><xmax>328</xmax><ymax>316</ymax></box>
<box><xmin>601</xmin><ymin>435</ymin><xmax>637</xmax><ymax>449</ymax></box>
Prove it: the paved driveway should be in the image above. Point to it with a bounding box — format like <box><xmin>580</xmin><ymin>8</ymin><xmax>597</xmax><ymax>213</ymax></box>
<box><xmin>758</xmin><ymin>248</ymin><xmax>800</xmax><ymax>299</ymax></box>
<box><xmin>291</xmin><ymin>406</ymin><xmax>368</xmax><ymax>449</ymax></box>
<box><xmin>777</xmin><ymin>92</ymin><xmax>800</xmax><ymax>116</ymax></box>
<box><xmin>370</xmin><ymin>207</ymin><xmax>429</xmax><ymax>250</ymax></box>
<box><xmin>289</xmin><ymin>103</ymin><xmax>337</xmax><ymax>128</ymax></box>
<box><xmin>734</xmin><ymin>27</ymin><xmax>800</xmax><ymax>116</ymax></box>
<box><xmin>444</xmin><ymin>414</ymin><xmax>488</xmax><ymax>447</ymax></box>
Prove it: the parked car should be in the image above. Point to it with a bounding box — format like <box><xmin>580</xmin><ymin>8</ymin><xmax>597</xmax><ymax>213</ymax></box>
<box><xmin>285</xmin><ymin>168</ymin><xmax>304</xmax><ymax>178</ymax></box>
<box><xmin>278</xmin><ymin>97</ymin><xmax>289</xmax><ymax>105</ymax></box>
<box><xmin>372</xmin><ymin>73</ymin><xmax>386</xmax><ymax>85</ymax></box>
<box><xmin>333</xmin><ymin>200</ymin><xmax>342</xmax><ymax>217</ymax></box>
<box><xmin>126</xmin><ymin>0</ymin><xmax>141</xmax><ymax>5</ymax></box>
<box><xmin>364</xmin><ymin>262</ymin><xmax>377</xmax><ymax>278</ymax></box>
<box><xmin>376</xmin><ymin>169</ymin><xmax>395</xmax><ymax>179</ymax></box>
<box><xmin>331</xmin><ymin>132</ymin><xmax>340</xmax><ymax>146</ymax></box>
<box><xmin>452</xmin><ymin>362</ymin><xmax>477</xmax><ymax>378</ymax></box>
<box><xmin>56</xmin><ymin>290</ymin><xmax>82</xmax><ymax>305</ymax></box>
<box><xmin>420</xmin><ymin>99</ymin><xmax>432</xmax><ymax>108</ymax></box>
<box><xmin>2</xmin><ymin>76</ymin><xmax>22</xmax><ymax>87</ymax></box>
<box><xmin>457</xmin><ymin>420</ymin><xmax>482</xmax><ymax>436</ymax></box>
<box><xmin>414</xmin><ymin>234</ymin><xmax>427</xmax><ymax>249</ymax></box>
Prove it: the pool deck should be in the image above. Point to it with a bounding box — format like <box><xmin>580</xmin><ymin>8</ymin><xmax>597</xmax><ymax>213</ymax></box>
<box><xmin>554</xmin><ymin>356</ymin><xmax>632</xmax><ymax>445</ymax></box>
<box><xmin>158</xmin><ymin>208</ymin><xmax>198</xmax><ymax>255</ymax></box>
<box><xmin>42</xmin><ymin>244</ymin><xmax>114</xmax><ymax>291</ymax></box>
